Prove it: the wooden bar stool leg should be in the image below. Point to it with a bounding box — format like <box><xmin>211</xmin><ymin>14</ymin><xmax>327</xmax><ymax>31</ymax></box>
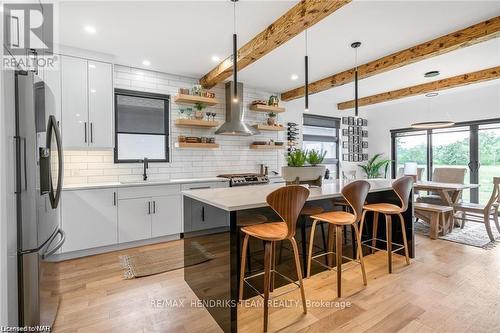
<box><xmin>290</xmin><ymin>237</ymin><xmax>307</xmax><ymax>314</ymax></box>
<box><xmin>372</xmin><ymin>212</ymin><xmax>379</xmax><ymax>254</ymax></box>
<box><xmin>300</xmin><ymin>216</ymin><xmax>308</xmax><ymax>276</ymax></box>
<box><xmin>320</xmin><ymin>223</ymin><xmax>328</xmax><ymax>265</ymax></box>
<box><xmin>353</xmin><ymin>223</ymin><xmax>367</xmax><ymax>286</ymax></box>
<box><xmin>327</xmin><ymin>224</ymin><xmax>335</xmax><ymax>267</ymax></box>
<box><xmin>385</xmin><ymin>214</ymin><xmax>392</xmax><ymax>274</ymax></box>
<box><xmin>306</xmin><ymin>220</ymin><xmax>318</xmax><ymax>278</ymax></box>
<box><xmin>358</xmin><ymin>210</ymin><xmax>368</xmax><ymax>260</ymax></box>
<box><xmin>239</xmin><ymin>234</ymin><xmax>249</xmax><ymax>301</ymax></box>
<box><xmin>263</xmin><ymin>241</ymin><xmax>272</xmax><ymax>332</ymax></box>
<box><xmin>397</xmin><ymin>213</ymin><xmax>410</xmax><ymax>265</ymax></box>
<box><xmin>335</xmin><ymin>225</ymin><xmax>343</xmax><ymax>298</ymax></box>
<box><xmin>270</xmin><ymin>241</ymin><xmax>276</xmax><ymax>292</ymax></box>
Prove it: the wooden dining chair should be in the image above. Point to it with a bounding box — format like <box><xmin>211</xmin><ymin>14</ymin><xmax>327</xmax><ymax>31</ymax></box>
<box><xmin>359</xmin><ymin>176</ymin><xmax>413</xmax><ymax>273</ymax></box>
<box><xmin>453</xmin><ymin>177</ymin><xmax>500</xmax><ymax>241</ymax></box>
<box><xmin>239</xmin><ymin>185</ymin><xmax>309</xmax><ymax>332</ymax></box>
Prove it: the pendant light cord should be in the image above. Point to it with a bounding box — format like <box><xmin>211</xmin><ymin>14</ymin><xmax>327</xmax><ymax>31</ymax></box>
<box><xmin>232</xmin><ymin>0</ymin><xmax>238</xmax><ymax>101</ymax></box>
<box><xmin>304</xmin><ymin>29</ymin><xmax>309</xmax><ymax>112</ymax></box>
<box><xmin>354</xmin><ymin>45</ymin><xmax>359</xmax><ymax>117</ymax></box>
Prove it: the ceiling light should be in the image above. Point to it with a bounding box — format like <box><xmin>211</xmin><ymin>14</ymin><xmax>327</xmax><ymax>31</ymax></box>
<box><xmin>291</xmin><ymin>74</ymin><xmax>298</xmax><ymax>81</ymax></box>
<box><xmin>351</xmin><ymin>41</ymin><xmax>362</xmax><ymax>117</ymax></box>
<box><xmin>425</xmin><ymin>92</ymin><xmax>439</xmax><ymax>97</ymax></box>
<box><xmin>424</xmin><ymin>70</ymin><xmax>440</xmax><ymax>78</ymax></box>
<box><xmin>83</xmin><ymin>25</ymin><xmax>96</xmax><ymax>34</ymax></box>
<box><xmin>211</xmin><ymin>55</ymin><xmax>221</xmax><ymax>62</ymax></box>
<box><xmin>411</xmin><ymin>121</ymin><xmax>455</xmax><ymax>129</ymax></box>
<box><xmin>142</xmin><ymin>60</ymin><xmax>151</xmax><ymax>66</ymax></box>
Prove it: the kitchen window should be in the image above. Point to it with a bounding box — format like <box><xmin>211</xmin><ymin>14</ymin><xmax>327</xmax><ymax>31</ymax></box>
<box><xmin>114</xmin><ymin>89</ymin><xmax>170</xmax><ymax>163</ymax></box>
<box><xmin>302</xmin><ymin>114</ymin><xmax>340</xmax><ymax>178</ymax></box>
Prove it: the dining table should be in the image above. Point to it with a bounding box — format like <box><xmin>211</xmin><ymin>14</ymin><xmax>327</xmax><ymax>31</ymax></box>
<box><xmin>414</xmin><ymin>181</ymin><xmax>480</xmax><ymax>233</ymax></box>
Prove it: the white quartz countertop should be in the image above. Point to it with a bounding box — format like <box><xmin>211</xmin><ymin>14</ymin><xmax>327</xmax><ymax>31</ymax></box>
<box><xmin>182</xmin><ymin>179</ymin><xmax>396</xmax><ymax>211</ymax></box>
<box><xmin>63</xmin><ymin>177</ymin><xmax>229</xmax><ymax>191</ymax></box>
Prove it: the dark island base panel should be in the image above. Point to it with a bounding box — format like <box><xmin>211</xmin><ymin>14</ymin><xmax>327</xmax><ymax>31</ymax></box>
<box><xmin>183</xmin><ymin>190</ymin><xmax>414</xmax><ymax>333</ymax></box>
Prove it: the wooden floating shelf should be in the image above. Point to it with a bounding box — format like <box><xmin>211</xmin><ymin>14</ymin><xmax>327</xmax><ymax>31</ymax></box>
<box><xmin>174</xmin><ymin>119</ymin><xmax>220</xmax><ymax>128</ymax></box>
<box><xmin>250</xmin><ymin>144</ymin><xmax>285</xmax><ymax>150</ymax></box>
<box><xmin>175</xmin><ymin>142</ymin><xmax>219</xmax><ymax>149</ymax></box>
<box><xmin>249</xmin><ymin>104</ymin><xmax>286</xmax><ymax>113</ymax></box>
<box><xmin>174</xmin><ymin>94</ymin><xmax>218</xmax><ymax>106</ymax></box>
<box><xmin>253</xmin><ymin>124</ymin><xmax>286</xmax><ymax>131</ymax></box>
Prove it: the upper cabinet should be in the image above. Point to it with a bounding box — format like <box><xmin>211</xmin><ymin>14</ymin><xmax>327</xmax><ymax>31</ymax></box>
<box><xmin>61</xmin><ymin>55</ymin><xmax>113</xmax><ymax>149</ymax></box>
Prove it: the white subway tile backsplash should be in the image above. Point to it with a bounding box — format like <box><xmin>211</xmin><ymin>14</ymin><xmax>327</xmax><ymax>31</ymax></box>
<box><xmin>63</xmin><ymin>65</ymin><xmax>285</xmax><ymax>185</ymax></box>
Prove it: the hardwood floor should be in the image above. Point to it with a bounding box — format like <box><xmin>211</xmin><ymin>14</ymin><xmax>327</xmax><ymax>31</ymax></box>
<box><xmin>53</xmin><ymin>235</ymin><xmax>500</xmax><ymax>332</ymax></box>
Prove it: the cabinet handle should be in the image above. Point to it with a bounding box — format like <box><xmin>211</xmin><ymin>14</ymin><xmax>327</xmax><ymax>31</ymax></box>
<box><xmin>113</xmin><ymin>192</ymin><xmax>117</xmax><ymax>206</ymax></box>
<box><xmin>90</xmin><ymin>123</ymin><xmax>93</xmax><ymax>143</ymax></box>
<box><xmin>153</xmin><ymin>200</ymin><xmax>156</xmax><ymax>214</ymax></box>
<box><xmin>84</xmin><ymin>122</ymin><xmax>87</xmax><ymax>143</ymax></box>
<box><xmin>148</xmin><ymin>201</ymin><xmax>151</xmax><ymax>215</ymax></box>
<box><xmin>201</xmin><ymin>206</ymin><xmax>205</xmax><ymax>222</ymax></box>
<box><xmin>190</xmin><ymin>186</ymin><xmax>210</xmax><ymax>190</ymax></box>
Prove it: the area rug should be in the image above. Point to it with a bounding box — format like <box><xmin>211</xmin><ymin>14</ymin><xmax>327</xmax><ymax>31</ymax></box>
<box><xmin>119</xmin><ymin>242</ymin><xmax>215</xmax><ymax>279</ymax></box>
<box><xmin>415</xmin><ymin>220</ymin><xmax>500</xmax><ymax>248</ymax></box>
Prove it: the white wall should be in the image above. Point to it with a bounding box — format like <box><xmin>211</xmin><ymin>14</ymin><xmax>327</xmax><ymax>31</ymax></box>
<box><xmin>64</xmin><ymin>65</ymin><xmax>286</xmax><ymax>185</ymax></box>
<box><xmin>366</xmin><ymin>82</ymin><xmax>500</xmax><ymax>166</ymax></box>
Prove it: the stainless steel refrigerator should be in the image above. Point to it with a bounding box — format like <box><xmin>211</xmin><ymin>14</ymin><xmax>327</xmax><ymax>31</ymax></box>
<box><xmin>14</xmin><ymin>70</ymin><xmax>65</xmax><ymax>328</ymax></box>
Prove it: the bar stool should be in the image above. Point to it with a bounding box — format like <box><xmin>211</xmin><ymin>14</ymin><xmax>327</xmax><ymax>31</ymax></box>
<box><xmin>306</xmin><ymin>180</ymin><xmax>370</xmax><ymax>298</ymax></box>
<box><xmin>239</xmin><ymin>186</ymin><xmax>309</xmax><ymax>332</ymax></box>
<box><xmin>359</xmin><ymin>176</ymin><xmax>413</xmax><ymax>274</ymax></box>
<box><xmin>237</xmin><ymin>213</ymin><xmax>267</xmax><ymax>273</ymax></box>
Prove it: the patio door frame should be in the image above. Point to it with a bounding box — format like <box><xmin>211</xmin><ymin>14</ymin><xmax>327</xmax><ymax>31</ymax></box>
<box><xmin>391</xmin><ymin>117</ymin><xmax>500</xmax><ymax>203</ymax></box>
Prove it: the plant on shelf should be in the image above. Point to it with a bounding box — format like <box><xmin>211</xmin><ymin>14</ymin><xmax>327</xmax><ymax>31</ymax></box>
<box><xmin>307</xmin><ymin>149</ymin><xmax>327</xmax><ymax>166</ymax></box>
<box><xmin>194</xmin><ymin>102</ymin><xmax>207</xmax><ymax>120</ymax></box>
<box><xmin>267</xmin><ymin>112</ymin><xmax>277</xmax><ymax>126</ymax></box>
<box><xmin>358</xmin><ymin>153</ymin><xmax>391</xmax><ymax>179</ymax></box>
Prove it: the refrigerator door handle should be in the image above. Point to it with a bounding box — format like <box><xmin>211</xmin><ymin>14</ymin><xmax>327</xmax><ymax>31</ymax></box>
<box><xmin>41</xmin><ymin>229</ymin><xmax>65</xmax><ymax>259</ymax></box>
<box><xmin>14</xmin><ymin>136</ymin><xmax>28</xmax><ymax>193</ymax></box>
<box><xmin>47</xmin><ymin>115</ymin><xmax>64</xmax><ymax>209</ymax></box>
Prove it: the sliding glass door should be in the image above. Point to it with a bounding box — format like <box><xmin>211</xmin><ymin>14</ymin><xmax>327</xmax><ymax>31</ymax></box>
<box><xmin>391</xmin><ymin>118</ymin><xmax>500</xmax><ymax>204</ymax></box>
<box><xmin>431</xmin><ymin>126</ymin><xmax>471</xmax><ymax>201</ymax></box>
<box><xmin>478</xmin><ymin>123</ymin><xmax>500</xmax><ymax>204</ymax></box>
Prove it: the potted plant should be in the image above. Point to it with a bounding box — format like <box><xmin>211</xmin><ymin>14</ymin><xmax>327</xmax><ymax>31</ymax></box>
<box><xmin>358</xmin><ymin>153</ymin><xmax>391</xmax><ymax>179</ymax></box>
<box><xmin>282</xmin><ymin>149</ymin><xmax>327</xmax><ymax>183</ymax></box>
<box><xmin>194</xmin><ymin>102</ymin><xmax>206</xmax><ymax>120</ymax></box>
<box><xmin>267</xmin><ymin>112</ymin><xmax>277</xmax><ymax>126</ymax></box>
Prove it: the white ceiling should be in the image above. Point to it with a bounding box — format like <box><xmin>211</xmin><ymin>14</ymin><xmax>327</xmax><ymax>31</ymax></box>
<box><xmin>58</xmin><ymin>0</ymin><xmax>500</xmax><ymax>97</ymax></box>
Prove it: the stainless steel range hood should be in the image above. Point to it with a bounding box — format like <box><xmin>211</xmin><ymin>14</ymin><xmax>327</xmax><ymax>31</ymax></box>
<box><xmin>215</xmin><ymin>81</ymin><xmax>260</xmax><ymax>136</ymax></box>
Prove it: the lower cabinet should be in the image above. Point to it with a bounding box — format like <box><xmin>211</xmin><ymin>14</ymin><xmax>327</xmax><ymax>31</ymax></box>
<box><xmin>117</xmin><ymin>194</ymin><xmax>182</xmax><ymax>243</ymax></box>
<box><xmin>152</xmin><ymin>195</ymin><xmax>182</xmax><ymax>238</ymax></box>
<box><xmin>118</xmin><ymin>197</ymin><xmax>152</xmax><ymax>243</ymax></box>
<box><xmin>61</xmin><ymin>188</ymin><xmax>118</xmax><ymax>252</ymax></box>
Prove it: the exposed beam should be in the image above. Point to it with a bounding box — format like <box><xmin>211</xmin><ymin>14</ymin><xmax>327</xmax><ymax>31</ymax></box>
<box><xmin>281</xmin><ymin>16</ymin><xmax>500</xmax><ymax>101</ymax></box>
<box><xmin>337</xmin><ymin>66</ymin><xmax>500</xmax><ymax>110</ymax></box>
<box><xmin>199</xmin><ymin>0</ymin><xmax>351</xmax><ymax>89</ymax></box>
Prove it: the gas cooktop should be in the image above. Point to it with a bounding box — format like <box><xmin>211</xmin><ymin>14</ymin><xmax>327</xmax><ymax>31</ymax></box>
<box><xmin>217</xmin><ymin>173</ymin><xmax>269</xmax><ymax>187</ymax></box>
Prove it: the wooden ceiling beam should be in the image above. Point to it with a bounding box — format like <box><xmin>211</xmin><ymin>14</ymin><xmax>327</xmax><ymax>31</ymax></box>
<box><xmin>281</xmin><ymin>16</ymin><xmax>500</xmax><ymax>101</ymax></box>
<box><xmin>199</xmin><ymin>0</ymin><xmax>351</xmax><ymax>89</ymax></box>
<box><xmin>336</xmin><ymin>66</ymin><xmax>500</xmax><ymax>110</ymax></box>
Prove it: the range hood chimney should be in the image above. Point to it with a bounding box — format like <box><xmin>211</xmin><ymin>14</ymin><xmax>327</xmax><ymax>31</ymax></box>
<box><xmin>215</xmin><ymin>81</ymin><xmax>259</xmax><ymax>136</ymax></box>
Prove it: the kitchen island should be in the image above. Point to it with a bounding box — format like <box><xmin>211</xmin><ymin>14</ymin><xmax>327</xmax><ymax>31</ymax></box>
<box><xmin>182</xmin><ymin>180</ymin><xmax>414</xmax><ymax>333</ymax></box>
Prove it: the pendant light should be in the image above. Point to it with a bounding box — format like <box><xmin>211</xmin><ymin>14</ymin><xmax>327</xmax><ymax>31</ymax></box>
<box><xmin>351</xmin><ymin>42</ymin><xmax>361</xmax><ymax>117</ymax></box>
<box><xmin>411</xmin><ymin>71</ymin><xmax>455</xmax><ymax>129</ymax></box>
<box><xmin>304</xmin><ymin>29</ymin><xmax>309</xmax><ymax>112</ymax></box>
<box><xmin>231</xmin><ymin>0</ymin><xmax>238</xmax><ymax>103</ymax></box>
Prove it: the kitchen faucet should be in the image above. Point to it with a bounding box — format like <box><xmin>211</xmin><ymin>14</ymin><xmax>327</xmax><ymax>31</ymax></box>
<box><xmin>143</xmin><ymin>158</ymin><xmax>149</xmax><ymax>181</ymax></box>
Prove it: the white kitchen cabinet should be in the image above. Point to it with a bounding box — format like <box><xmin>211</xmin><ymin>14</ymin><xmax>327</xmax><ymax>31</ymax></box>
<box><xmin>118</xmin><ymin>197</ymin><xmax>152</xmax><ymax>243</ymax></box>
<box><xmin>61</xmin><ymin>188</ymin><xmax>118</xmax><ymax>253</ymax></box>
<box><xmin>88</xmin><ymin>61</ymin><xmax>113</xmax><ymax>148</ymax></box>
<box><xmin>61</xmin><ymin>56</ymin><xmax>88</xmax><ymax>148</ymax></box>
<box><xmin>61</xmin><ymin>55</ymin><xmax>113</xmax><ymax>149</ymax></box>
<box><xmin>152</xmin><ymin>195</ymin><xmax>182</xmax><ymax>238</ymax></box>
